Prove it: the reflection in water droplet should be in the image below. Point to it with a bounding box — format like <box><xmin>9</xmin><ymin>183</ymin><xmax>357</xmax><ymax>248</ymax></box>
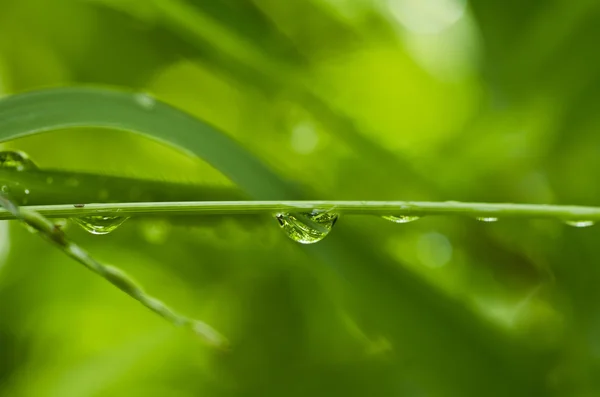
<box><xmin>276</xmin><ymin>211</ymin><xmax>338</xmax><ymax>244</ymax></box>
<box><xmin>135</xmin><ymin>93</ymin><xmax>155</xmax><ymax>110</ymax></box>
<box><xmin>0</xmin><ymin>150</ymin><xmax>37</xmax><ymax>171</ymax></box>
<box><xmin>476</xmin><ymin>217</ymin><xmax>498</xmax><ymax>223</ymax></box>
<box><xmin>382</xmin><ymin>215</ymin><xmax>420</xmax><ymax>224</ymax></box>
<box><xmin>72</xmin><ymin>216</ymin><xmax>129</xmax><ymax>235</ymax></box>
<box><xmin>565</xmin><ymin>220</ymin><xmax>595</xmax><ymax>228</ymax></box>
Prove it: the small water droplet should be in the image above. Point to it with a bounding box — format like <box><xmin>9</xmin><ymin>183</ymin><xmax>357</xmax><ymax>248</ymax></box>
<box><xmin>275</xmin><ymin>211</ymin><xmax>338</xmax><ymax>244</ymax></box>
<box><xmin>135</xmin><ymin>93</ymin><xmax>155</xmax><ymax>110</ymax></box>
<box><xmin>1</xmin><ymin>185</ymin><xmax>9</xmax><ymax>193</ymax></box>
<box><xmin>46</xmin><ymin>177</ymin><xmax>53</xmax><ymax>184</ymax></box>
<box><xmin>73</xmin><ymin>204</ymin><xmax>85</xmax><ymax>208</ymax></box>
<box><xmin>0</xmin><ymin>150</ymin><xmax>37</xmax><ymax>171</ymax></box>
<box><xmin>24</xmin><ymin>189</ymin><xmax>30</xmax><ymax>195</ymax></box>
<box><xmin>72</xmin><ymin>216</ymin><xmax>129</xmax><ymax>235</ymax></box>
<box><xmin>382</xmin><ymin>215</ymin><xmax>420</xmax><ymax>224</ymax></box>
<box><xmin>476</xmin><ymin>217</ymin><xmax>499</xmax><ymax>223</ymax></box>
<box><xmin>565</xmin><ymin>220</ymin><xmax>595</xmax><ymax>228</ymax></box>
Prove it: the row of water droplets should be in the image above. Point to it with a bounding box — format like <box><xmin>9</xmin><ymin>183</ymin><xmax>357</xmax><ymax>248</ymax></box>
<box><xmin>275</xmin><ymin>211</ymin><xmax>596</xmax><ymax>244</ymax></box>
<box><xmin>0</xmin><ymin>150</ymin><xmax>127</xmax><ymax>235</ymax></box>
<box><xmin>0</xmin><ymin>150</ymin><xmax>597</xmax><ymax>242</ymax></box>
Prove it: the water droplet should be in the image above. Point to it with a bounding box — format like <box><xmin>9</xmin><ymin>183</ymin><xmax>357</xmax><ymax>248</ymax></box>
<box><xmin>135</xmin><ymin>93</ymin><xmax>155</xmax><ymax>110</ymax></box>
<box><xmin>24</xmin><ymin>189</ymin><xmax>30</xmax><ymax>195</ymax></box>
<box><xmin>0</xmin><ymin>150</ymin><xmax>37</xmax><ymax>171</ymax></box>
<box><xmin>46</xmin><ymin>177</ymin><xmax>53</xmax><ymax>184</ymax></box>
<box><xmin>382</xmin><ymin>215</ymin><xmax>420</xmax><ymax>224</ymax></box>
<box><xmin>275</xmin><ymin>211</ymin><xmax>338</xmax><ymax>244</ymax></box>
<box><xmin>72</xmin><ymin>216</ymin><xmax>129</xmax><ymax>235</ymax></box>
<box><xmin>565</xmin><ymin>220</ymin><xmax>595</xmax><ymax>228</ymax></box>
<box><xmin>476</xmin><ymin>217</ymin><xmax>499</xmax><ymax>223</ymax></box>
<box><xmin>1</xmin><ymin>185</ymin><xmax>9</xmax><ymax>193</ymax></box>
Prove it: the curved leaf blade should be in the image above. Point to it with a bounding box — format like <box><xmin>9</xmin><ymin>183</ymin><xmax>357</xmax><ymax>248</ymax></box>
<box><xmin>0</xmin><ymin>87</ymin><xmax>297</xmax><ymax>200</ymax></box>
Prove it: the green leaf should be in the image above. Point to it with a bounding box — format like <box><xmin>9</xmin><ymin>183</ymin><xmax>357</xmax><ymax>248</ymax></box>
<box><xmin>0</xmin><ymin>88</ymin><xmax>298</xmax><ymax>200</ymax></box>
<box><xmin>0</xmin><ymin>168</ymin><xmax>245</xmax><ymax>205</ymax></box>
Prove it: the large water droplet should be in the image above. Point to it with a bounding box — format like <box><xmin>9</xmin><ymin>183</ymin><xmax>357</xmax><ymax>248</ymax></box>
<box><xmin>72</xmin><ymin>216</ymin><xmax>129</xmax><ymax>235</ymax></box>
<box><xmin>565</xmin><ymin>220</ymin><xmax>595</xmax><ymax>228</ymax></box>
<box><xmin>476</xmin><ymin>217</ymin><xmax>499</xmax><ymax>223</ymax></box>
<box><xmin>276</xmin><ymin>211</ymin><xmax>338</xmax><ymax>244</ymax></box>
<box><xmin>382</xmin><ymin>215</ymin><xmax>420</xmax><ymax>224</ymax></box>
<box><xmin>0</xmin><ymin>150</ymin><xmax>37</xmax><ymax>171</ymax></box>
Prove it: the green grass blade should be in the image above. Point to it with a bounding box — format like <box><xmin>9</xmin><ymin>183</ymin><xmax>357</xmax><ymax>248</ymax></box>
<box><xmin>0</xmin><ymin>193</ymin><xmax>227</xmax><ymax>348</ymax></box>
<box><xmin>0</xmin><ymin>87</ymin><xmax>298</xmax><ymax>200</ymax></box>
<box><xmin>0</xmin><ymin>200</ymin><xmax>597</xmax><ymax>221</ymax></box>
<box><xmin>0</xmin><ymin>168</ymin><xmax>245</xmax><ymax>205</ymax></box>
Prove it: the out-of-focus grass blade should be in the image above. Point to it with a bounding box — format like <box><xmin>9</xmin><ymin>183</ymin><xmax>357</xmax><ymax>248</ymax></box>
<box><xmin>0</xmin><ymin>168</ymin><xmax>245</xmax><ymax>205</ymax></box>
<box><xmin>0</xmin><ymin>87</ymin><xmax>297</xmax><ymax>200</ymax></box>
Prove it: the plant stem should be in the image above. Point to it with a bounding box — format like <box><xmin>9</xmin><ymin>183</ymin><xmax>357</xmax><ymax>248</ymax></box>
<box><xmin>0</xmin><ymin>201</ymin><xmax>599</xmax><ymax>221</ymax></box>
<box><xmin>0</xmin><ymin>194</ymin><xmax>228</xmax><ymax>349</ymax></box>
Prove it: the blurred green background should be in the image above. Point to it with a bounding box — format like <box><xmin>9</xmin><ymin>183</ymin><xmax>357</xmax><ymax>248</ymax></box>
<box><xmin>0</xmin><ymin>0</ymin><xmax>599</xmax><ymax>396</ymax></box>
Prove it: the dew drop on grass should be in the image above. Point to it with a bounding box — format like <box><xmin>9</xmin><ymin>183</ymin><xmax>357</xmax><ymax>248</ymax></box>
<box><xmin>0</xmin><ymin>150</ymin><xmax>37</xmax><ymax>171</ymax></box>
<box><xmin>72</xmin><ymin>216</ymin><xmax>129</xmax><ymax>235</ymax></box>
<box><xmin>0</xmin><ymin>151</ymin><xmax>37</xmax><ymax>203</ymax></box>
<box><xmin>565</xmin><ymin>220</ymin><xmax>595</xmax><ymax>228</ymax></box>
<box><xmin>476</xmin><ymin>217</ymin><xmax>499</xmax><ymax>223</ymax></box>
<box><xmin>382</xmin><ymin>215</ymin><xmax>420</xmax><ymax>224</ymax></box>
<box><xmin>135</xmin><ymin>93</ymin><xmax>156</xmax><ymax>110</ymax></box>
<box><xmin>275</xmin><ymin>211</ymin><xmax>338</xmax><ymax>244</ymax></box>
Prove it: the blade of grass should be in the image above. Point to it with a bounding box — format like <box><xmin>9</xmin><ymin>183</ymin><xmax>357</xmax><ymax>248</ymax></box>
<box><xmin>0</xmin><ymin>192</ymin><xmax>228</xmax><ymax>349</ymax></box>
<box><xmin>0</xmin><ymin>200</ymin><xmax>596</xmax><ymax>221</ymax></box>
<box><xmin>0</xmin><ymin>168</ymin><xmax>245</xmax><ymax>205</ymax></box>
<box><xmin>0</xmin><ymin>87</ymin><xmax>297</xmax><ymax>200</ymax></box>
